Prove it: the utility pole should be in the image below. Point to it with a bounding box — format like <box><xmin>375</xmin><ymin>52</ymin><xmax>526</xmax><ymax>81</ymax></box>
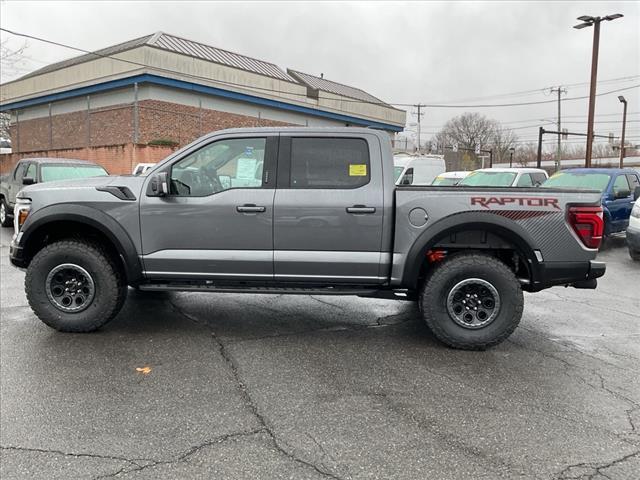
<box><xmin>573</xmin><ymin>13</ymin><xmax>623</xmax><ymax>167</ymax></box>
<box><xmin>550</xmin><ymin>86</ymin><xmax>567</xmax><ymax>171</ymax></box>
<box><xmin>413</xmin><ymin>104</ymin><xmax>426</xmax><ymax>153</ymax></box>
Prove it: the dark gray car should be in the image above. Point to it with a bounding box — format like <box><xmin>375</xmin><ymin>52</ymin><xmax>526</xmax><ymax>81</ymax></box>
<box><xmin>0</xmin><ymin>158</ymin><xmax>108</xmax><ymax>227</ymax></box>
<box><xmin>9</xmin><ymin>128</ymin><xmax>606</xmax><ymax>350</ymax></box>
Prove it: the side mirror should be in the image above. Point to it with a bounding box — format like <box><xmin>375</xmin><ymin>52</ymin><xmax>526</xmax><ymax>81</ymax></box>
<box><xmin>22</xmin><ymin>177</ymin><xmax>36</xmax><ymax>185</ymax></box>
<box><xmin>614</xmin><ymin>189</ymin><xmax>631</xmax><ymax>199</ymax></box>
<box><xmin>634</xmin><ymin>186</ymin><xmax>640</xmax><ymax>201</ymax></box>
<box><xmin>149</xmin><ymin>172</ymin><xmax>169</xmax><ymax>197</ymax></box>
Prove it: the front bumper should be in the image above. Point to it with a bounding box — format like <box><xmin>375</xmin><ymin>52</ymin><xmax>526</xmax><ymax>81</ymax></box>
<box><xmin>627</xmin><ymin>224</ymin><xmax>640</xmax><ymax>251</ymax></box>
<box><xmin>9</xmin><ymin>233</ymin><xmax>27</xmax><ymax>269</ymax></box>
<box><xmin>529</xmin><ymin>260</ymin><xmax>606</xmax><ymax>291</ymax></box>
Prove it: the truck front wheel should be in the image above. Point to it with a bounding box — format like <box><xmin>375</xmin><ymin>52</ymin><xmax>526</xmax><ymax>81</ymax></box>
<box><xmin>420</xmin><ymin>253</ymin><xmax>523</xmax><ymax>350</ymax></box>
<box><xmin>25</xmin><ymin>240</ymin><xmax>127</xmax><ymax>332</ymax></box>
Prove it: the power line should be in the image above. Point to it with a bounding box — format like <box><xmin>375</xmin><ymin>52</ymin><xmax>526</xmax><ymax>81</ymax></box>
<box><xmin>419</xmin><ymin>85</ymin><xmax>639</xmax><ymax>108</ymax></box>
<box><xmin>2</xmin><ymin>27</ymin><xmax>639</xmax><ymax>110</ymax></box>
<box><xmin>421</xmin><ymin>75</ymin><xmax>639</xmax><ymax>105</ymax></box>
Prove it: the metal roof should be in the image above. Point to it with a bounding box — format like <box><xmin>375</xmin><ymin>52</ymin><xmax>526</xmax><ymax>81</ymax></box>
<box><xmin>288</xmin><ymin>69</ymin><xmax>391</xmax><ymax>107</ymax></box>
<box><xmin>18</xmin><ymin>32</ymin><xmax>296</xmax><ymax>83</ymax></box>
<box><xmin>18</xmin><ymin>34</ymin><xmax>155</xmax><ymax>80</ymax></box>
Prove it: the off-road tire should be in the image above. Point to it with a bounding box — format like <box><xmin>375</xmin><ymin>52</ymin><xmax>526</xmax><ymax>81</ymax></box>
<box><xmin>0</xmin><ymin>198</ymin><xmax>12</xmax><ymax>227</ymax></box>
<box><xmin>25</xmin><ymin>240</ymin><xmax>127</xmax><ymax>332</ymax></box>
<box><xmin>420</xmin><ymin>253</ymin><xmax>524</xmax><ymax>350</ymax></box>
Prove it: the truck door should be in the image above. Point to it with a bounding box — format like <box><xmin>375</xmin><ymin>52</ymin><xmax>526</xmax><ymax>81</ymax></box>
<box><xmin>273</xmin><ymin>134</ymin><xmax>386</xmax><ymax>284</ymax></box>
<box><xmin>8</xmin><ymin>162</ymin><xmax>28</xmax><ymax>206</ymax></box>
<box><xmin>139</xmin><ymin>135</ymin><xmax>278</xmax><ymax>281</ymax></box>
<box><xmin>607</xmin><ymin>174</ymin><xmax>633</xmax><ymax>232</ymax></box>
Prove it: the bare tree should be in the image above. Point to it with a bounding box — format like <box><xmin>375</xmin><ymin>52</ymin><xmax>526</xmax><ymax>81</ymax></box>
<box><xmin>433</xmin><ymin>113</ymin><xmax>518</xmax><ymax>169</ymax></box>
<box><xmin>433</xmin><ymin>113</ymin><xmax>496</xmax><ymax>153</ymax></box>
<box><xmin>0</xmin><ymin>39</ymin><xmax>29</xmax><ymax>140</ymax></box>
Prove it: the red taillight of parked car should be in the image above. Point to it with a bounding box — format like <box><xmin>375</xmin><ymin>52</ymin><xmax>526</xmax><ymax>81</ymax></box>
<box><xmin>568</xmin><ymin>206</ymin><xmax>604</xmax><ymax>249</ymax></box>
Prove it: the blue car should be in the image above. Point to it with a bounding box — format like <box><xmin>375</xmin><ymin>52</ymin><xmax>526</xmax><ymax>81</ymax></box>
<box><xmin>542</xmin><ymin>168</ymin><xmax>640</xmax><ymax>235</ymax></box>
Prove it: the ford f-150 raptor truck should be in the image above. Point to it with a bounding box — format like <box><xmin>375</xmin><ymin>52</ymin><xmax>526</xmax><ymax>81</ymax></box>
<box><xmin>9</xmin><ymin>128</ymin><xmax>606</xmax><ymax>350</ymax></box>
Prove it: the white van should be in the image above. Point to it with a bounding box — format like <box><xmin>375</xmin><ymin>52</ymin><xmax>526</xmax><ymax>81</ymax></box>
<box><xmin>394</xmin><ymin>154</ymin><xmax>446</xmax><ymax>185</ymax></box>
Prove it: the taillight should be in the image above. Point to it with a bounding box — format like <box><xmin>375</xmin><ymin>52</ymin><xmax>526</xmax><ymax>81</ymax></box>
<box><xmin>568</xmin><ymin>206</ymin><xmax>604</xmax><ymax>249</ymax></box>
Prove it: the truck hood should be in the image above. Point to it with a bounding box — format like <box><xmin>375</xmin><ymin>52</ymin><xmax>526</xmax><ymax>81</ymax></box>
<box><xmin>19</xmin><ymin>175</ymin><xmax>145</xmax><ymax>198</ymax></box>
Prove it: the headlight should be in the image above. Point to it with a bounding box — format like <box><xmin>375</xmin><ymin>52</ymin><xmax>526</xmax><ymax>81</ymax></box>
<box><xmin>632</xmin><ymin>202</ymin><xmax>640</xmax><ymax>219</ymax></box>
<box><xmin>13</xmin><ymin>197</ymin><xmax>31</xmax><ymax>233</ymax></box>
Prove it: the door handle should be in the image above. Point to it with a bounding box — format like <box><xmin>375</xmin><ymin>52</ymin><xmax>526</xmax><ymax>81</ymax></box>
<box><xmin>236</xmin><ymin>204</ymin><xmax>266</xmax><ymax>213</ymax></box>
<box><xmin>346</xmin><ymin>205</ymin><xmax>376</xmax><ymax>214</ymax></box>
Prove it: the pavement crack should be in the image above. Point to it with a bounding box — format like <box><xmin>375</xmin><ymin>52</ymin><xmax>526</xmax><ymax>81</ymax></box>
<box><xmin>167</xmin><ymin>298</ymin><xmax>347</xmax><ymax>480</ymax></box>
<box><xmin>92</xmin><ymin>429</ymin><xmax>266</xmax><ymax>479</ymax></box>
<box><xmin>507</xmin><ymin>336</ymin><xmax>640</xmax><ymax>438</ymax></box>
<box><xmin>0</xmin><ymin>445</ymin><xmax>152</xmax><ymax>467</ymax></box>
<box><xmin>309</xmin><ymin>296</ymin><xmax>347</xmax><ymax>311</ymax></box>
<box><xmin>554</xmin><ymin>450</ymin><xmax>640</xmax><ymax>479</ymax></box>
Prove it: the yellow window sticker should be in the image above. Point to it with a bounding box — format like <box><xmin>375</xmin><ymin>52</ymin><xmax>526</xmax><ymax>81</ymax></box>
<box><xmin>349</xmin><ymin>164</ymin><xmax>367</xmax><ymax>176</ymax></box>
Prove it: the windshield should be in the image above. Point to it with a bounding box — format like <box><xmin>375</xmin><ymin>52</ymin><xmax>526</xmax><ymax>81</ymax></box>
<box><xmin>459</xmin><ymin>171</ymin><xmax>517</xmax><ymax>187</ymax></box>
<box><xmin>41</xmin><ymin>165</ymin><xmax>109</xmax><ymax>182</ymax></box>
<box><xmin>394</xmin><ymin>166</ymin><xmax>405</xmax><ymax>182</ymax></box>
<box><xmin>541</xmin><ymin>172</ymin><xmax>611</xmax><ymax>192</ymax></box>
<box><xmin>432</xmin><ymin>176</ymin><xmax>461</xmax><ymax>186</ymax></box>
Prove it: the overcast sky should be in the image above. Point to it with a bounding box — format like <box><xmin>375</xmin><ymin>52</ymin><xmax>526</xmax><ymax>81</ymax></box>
<box><xmin>1</xmin><ymin>1</ymin><xmax>638</xmax><ymax>150</ymax></box>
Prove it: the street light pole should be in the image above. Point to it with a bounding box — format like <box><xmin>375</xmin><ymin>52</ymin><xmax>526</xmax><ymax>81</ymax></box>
<box><xmin>509</xmin><ymin>147</ymin><xmax>515</xmax><ymax>168</ymax></box>
<box><xmin>573</xmin><ymin>14</ymin><xmax>623</xmax><ymax>167</ymax></box>
<box><xmin>584</xmin><ymin>19</ymin><xmax>600</xmax><ymax>168</ymax></box>
<box><xmin>619</xmin><ymin>95</ymin><xmax>627</xmax><ymax>168</ymax></box>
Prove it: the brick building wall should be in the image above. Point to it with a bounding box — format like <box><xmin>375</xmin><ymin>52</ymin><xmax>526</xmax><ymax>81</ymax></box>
<box><xmin>10</xmin><ymin>99</ymin><xmax>293</xmax><ymax>154</ymax></box>
<box><xmin>0</xmin><ymin>143</ymin><xmax>177</xmax><ymax>176</ymax></box>
<box><xmin>5</xmin><ymin>98</ymin><xmax>296</xmax><ymax>174</ymax></box>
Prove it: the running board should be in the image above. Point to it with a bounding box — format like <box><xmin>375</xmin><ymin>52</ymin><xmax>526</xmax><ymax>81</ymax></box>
<box><xmin>139</xmin><ymin>283</ymin><xmax>381</xmax><ymax>296</ymax></box>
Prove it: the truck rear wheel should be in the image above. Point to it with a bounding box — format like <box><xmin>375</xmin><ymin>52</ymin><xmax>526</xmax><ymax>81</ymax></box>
<box><xmin>25</xmin><ymin>240</ymin><xmax>126</xmax><ymax>332</ymax></box>
<box><xmin>420</xmin><ymin>253</ymin><xmax>523</xmax><ymax>350</ymax></box>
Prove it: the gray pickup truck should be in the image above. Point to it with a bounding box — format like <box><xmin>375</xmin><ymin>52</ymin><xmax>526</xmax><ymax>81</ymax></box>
<box><xmin>9</xmin><ymin>128</ymin><xmax>606</xmax><ymax>349</ymax></box>
<box><xmin>0</xmin><ymin>158</ymin><xmax>108</xmax><ymax>227</ymax></box>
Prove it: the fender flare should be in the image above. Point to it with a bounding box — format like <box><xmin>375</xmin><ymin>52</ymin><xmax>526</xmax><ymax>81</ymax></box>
<box><xmin>19</xmin><ymin>203</ymin><xmax>143</xmax><ymax>284</ymax></box>
<box><xmin>401</xmin><ymin>211</ymin><xmax>541</xmax><ymax>289</ymax></box>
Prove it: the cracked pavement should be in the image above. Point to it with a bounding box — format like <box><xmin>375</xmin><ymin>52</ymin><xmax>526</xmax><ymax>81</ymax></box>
<box><xmin>1</xmin><ymin>228</ymin><xmax>639</xmax><ymax>479</ymax></box>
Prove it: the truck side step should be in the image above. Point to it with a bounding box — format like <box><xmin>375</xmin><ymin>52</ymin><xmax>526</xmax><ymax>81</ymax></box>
<box><xmin>138</xmin><ymin>283</ymin><xmax>381</xmax><ymax>296</ymax></box>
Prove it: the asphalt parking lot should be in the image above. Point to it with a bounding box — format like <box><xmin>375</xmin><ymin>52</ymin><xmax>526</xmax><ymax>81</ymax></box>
<box><xmin>0</xmin><ymin>226</ymin><xmax>638</xmax><ymax>480</ymax></box>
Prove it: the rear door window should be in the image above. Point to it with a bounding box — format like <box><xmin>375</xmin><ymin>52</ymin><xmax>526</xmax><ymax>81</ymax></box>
<box><xmin>289</xmin><ymin>138</ymin><xmax>370</xmax><ymax>189</ymax></box>
<box><xmin>516</xmin><ymin>174</ymin><xmax>533</xmax><ymax>187</ymax></box>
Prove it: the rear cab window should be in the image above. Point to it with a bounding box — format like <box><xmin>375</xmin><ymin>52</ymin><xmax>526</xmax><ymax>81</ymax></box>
<box><xmin>40</xmin><ymin>164</ymin><xmax>108</xmax><ymax>182</ymax></box>
<box><xmin>289</xmin><ymin>137</ymin><xmax>370</xmax><ymax>189</ymax></box>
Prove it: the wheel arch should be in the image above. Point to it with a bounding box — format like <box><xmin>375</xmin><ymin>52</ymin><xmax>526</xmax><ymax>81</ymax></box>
<box><xmin>401</xmin><ymin>212</ymin><xmax>541</xmax><ymax>290</ymax></box>
<box><xmin>19</xmin><ymin>204</ymin><xmax>143</xmax><ymax>285</ymax></box>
